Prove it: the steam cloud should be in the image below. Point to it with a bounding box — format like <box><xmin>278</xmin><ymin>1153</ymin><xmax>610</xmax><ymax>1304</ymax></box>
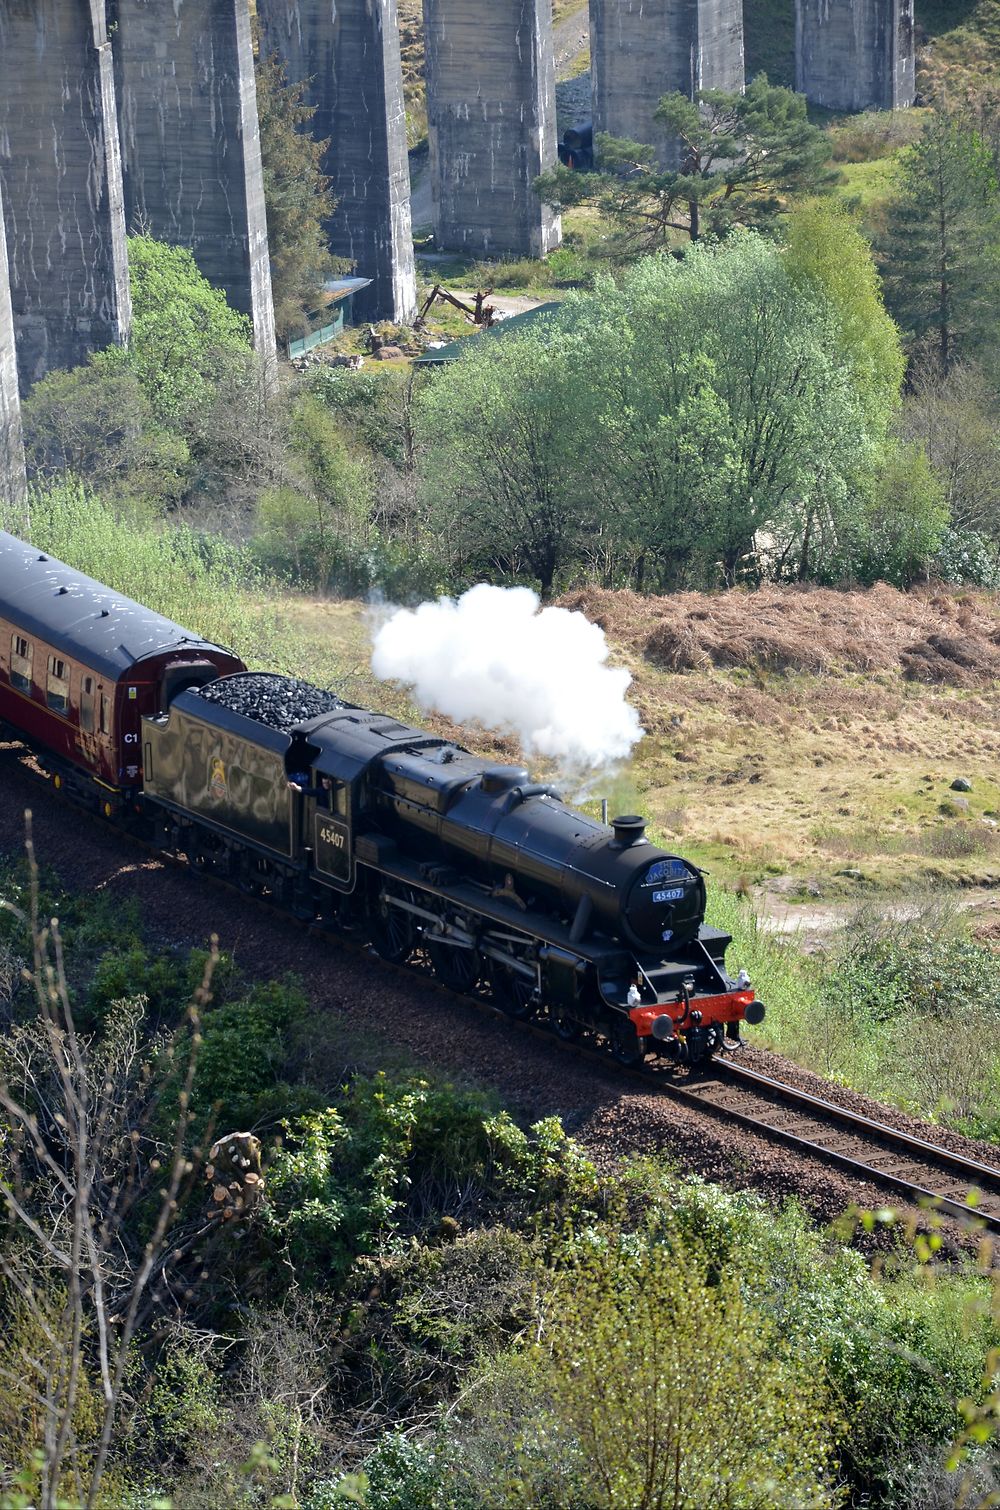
<box><xmin>370</xmin><ymin>584</ymin><xmax>643</xmax><ymax>776</ymax></box>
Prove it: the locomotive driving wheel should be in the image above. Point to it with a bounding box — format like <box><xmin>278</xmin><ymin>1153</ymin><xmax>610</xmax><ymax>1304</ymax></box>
<box><xmin>368</xmin><ymin>884</ymin><xmax>416</xmax><ymax>963</ymax></box>
<box><xmin>426</xmin><ymin>938</ymin><xmax>479</xmax><ymax>994</ymax></box>
<box><xmin>549</xmin><ymin>1001</ymin><xmax>581</xmax><ymax>1041</ymax></box>
<box><xmin>607</xmin><ymin>1014</ymin><xmax>645</xmax><ymax>1067</ymax></box>
<box><xmin>488</xmin><ymin>957</ymin><xmax>538</xmax><ymax>1019</ymax></box>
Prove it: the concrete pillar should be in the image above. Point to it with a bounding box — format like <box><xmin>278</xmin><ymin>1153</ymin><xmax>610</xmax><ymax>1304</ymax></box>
<box><xmin>423</xmin><ymin>0</ymin><xmax>561</xmax><ymax>259</ymax></box>
<box><xmin>111</xmin><ymin>0</ymin><xmax>276</xmax><ymax>365</ymax></box>
<box><xmin>590</xmin><ymin>0</ymin><xmax>745</xmax><ymax>168</ymax></box>
<box><xmin>257</xmin><ymin>0</ymin><xmax>417</xmax><ymax>325</ymax></box>
<box><xmin>0</xmin><ymin>181</ymin><xmax>26</xmax><ymax>515</ymax></box>
<box><xmin>795</xmin><ymin>0</ymin><xmax>915</xmax><ymax>112</ymax></box>
<box><xmin>0</xmin><ymin>0</ymin><xmax>131</xmax><ymax>392</ymax></box>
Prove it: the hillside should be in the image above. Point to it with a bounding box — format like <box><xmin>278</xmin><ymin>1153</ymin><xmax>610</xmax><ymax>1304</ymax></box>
<box><xmin>283</xmin><ymin>583</ymin><xmax>1000</xmax><ymax>898</ymax></box>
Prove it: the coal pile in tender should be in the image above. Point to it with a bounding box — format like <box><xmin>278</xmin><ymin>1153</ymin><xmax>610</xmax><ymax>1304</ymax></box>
<box><xmin>197</xmin><ymin>673</ymin><xmax>348</xmax><ymax>732</ymax></box>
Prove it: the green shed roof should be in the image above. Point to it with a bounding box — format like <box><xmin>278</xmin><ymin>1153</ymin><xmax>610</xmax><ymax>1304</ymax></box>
<box><xmin>415</xmin><ymin>301</ymin><xmax>563</xmax><ymax>366</ymax></box>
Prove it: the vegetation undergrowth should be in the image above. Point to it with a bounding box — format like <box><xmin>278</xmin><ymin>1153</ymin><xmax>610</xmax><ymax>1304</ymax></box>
<box><xmin>710</xmin><ymin>884</ymin><xmax>1000</xmax><ymax>1142</ymax></box>
<box><xmin>5</xmin><ymin>856</ymin><xmax>1000</xmax><ymax>1506</ymax></box>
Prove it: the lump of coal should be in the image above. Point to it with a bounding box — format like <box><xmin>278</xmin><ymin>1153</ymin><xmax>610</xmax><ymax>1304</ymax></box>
<box><xmin>197</xmin><ymin>673</ymin><xmax>348</xmax><ymax>732</ymax></box>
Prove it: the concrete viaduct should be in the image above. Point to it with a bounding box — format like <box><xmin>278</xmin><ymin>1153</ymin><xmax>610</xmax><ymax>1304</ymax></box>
<box><xmin>0</xmin><ymin>0</ymin><xmax>915</xmax><ymax>508</ymax></box>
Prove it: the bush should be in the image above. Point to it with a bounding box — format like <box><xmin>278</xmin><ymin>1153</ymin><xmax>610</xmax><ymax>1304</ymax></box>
<box><xmin>265</xmin><ymin>1076</ymin><xmax>597</xmax><ymax>1286</ymax></box>
<box><xmin>82</xmin><ymin>943</ymin><xmax>192</xmax><ymax>1032</ymax></box>
<box><xmin>830</xmin><ymin>109</ymin><xmax>924</xmax><ymax>163</ymax></box>
<box><xmin>533</xmin><ymin>1224</ymin><xmax>839</xmax><ymax>1507</ymax></box>
<box><xmin>849</xmin><ymin>441</ymin><xmax>949</xmax><ymax>587</ymax></box>
<box><xmin>821</xmin><ymin>903</ymin><xmax>999</xmax><ymax>1026</ymax></box>
<box><xmin>308</xmin><ymin>1431</ymin><xmax>469</xmax><ymax>1509</ymax></box>
<box><xmin>933</xmin><ymin>527</ymin><xmax>1000</xmax><ymax>587</ymax></box>
<box><xmin>193</xmin><ymin>977</ymin><xmax>311</xmax><ymax>1132</ymax></box>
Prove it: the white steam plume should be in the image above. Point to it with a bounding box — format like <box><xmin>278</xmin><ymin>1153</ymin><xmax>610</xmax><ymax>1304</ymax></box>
<box><xmin>370</xmin><ymin>584</ymin><xmax>643</xmax><ymax>776</ymax></box>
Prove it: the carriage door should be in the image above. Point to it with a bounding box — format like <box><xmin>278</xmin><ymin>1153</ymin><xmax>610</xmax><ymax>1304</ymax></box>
<box><xmin>118</xmin><ymin>682</ymin><xmax>145</xmax><ymax>786</ymax></box>
<box><xmin>312</xmin><ymin>777</ymin><xmax>353</xmax><ymax>891</ymax></box>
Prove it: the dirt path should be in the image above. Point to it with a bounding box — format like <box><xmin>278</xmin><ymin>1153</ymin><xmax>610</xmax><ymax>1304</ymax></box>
<box><xmin>757</xmin><ymin>883</ymin><xmax>1000</xmax><ymax>952</ymax></box>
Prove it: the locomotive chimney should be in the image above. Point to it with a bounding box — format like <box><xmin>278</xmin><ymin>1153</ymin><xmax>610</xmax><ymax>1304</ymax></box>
<box><xmin>611</xmin><ymin>815</ymin><xmax>646</xmax><ymax>847</ymax></box>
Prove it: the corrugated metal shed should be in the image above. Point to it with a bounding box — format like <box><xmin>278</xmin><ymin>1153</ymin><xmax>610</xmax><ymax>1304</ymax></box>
<box><xmin>415</xmin><ymin>301</ymin><xmax>563</xmax><ymax>366</ymax></box>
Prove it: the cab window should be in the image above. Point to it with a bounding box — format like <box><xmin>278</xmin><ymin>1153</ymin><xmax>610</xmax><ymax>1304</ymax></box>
<box><xmin>100</xmin><ymin>693</ymin><xmax>112</xmax><ymax>735</ymax></box>
<box><xmin>46</xmin><ymin>656</ymin><xmax>70</xmax><ymax>715</ymax></box>
<box><xmin>10</xmin><ymin>634</ymin><xmax>32</xmax><ymax>694</ymax></box>
<box><xmin>80</xmin><ymin>676</ymin><xmax>95</xmax><ymax>734</ymax></box>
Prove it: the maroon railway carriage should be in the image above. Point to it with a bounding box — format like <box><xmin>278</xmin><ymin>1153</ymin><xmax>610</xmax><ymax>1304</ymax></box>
<box><xmin>0</xmin><ymin>531</ymin><xmax>244</xmax><ymax>814</ymax></box>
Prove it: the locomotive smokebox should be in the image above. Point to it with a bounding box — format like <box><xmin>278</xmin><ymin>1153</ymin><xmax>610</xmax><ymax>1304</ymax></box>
<box><xmin>611</xmin><ymin>815</ymin><xmax>646</xmax><ymax>848</ymax></box>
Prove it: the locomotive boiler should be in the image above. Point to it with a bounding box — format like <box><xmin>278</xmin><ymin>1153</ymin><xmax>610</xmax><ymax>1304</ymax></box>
<box><xmin>0</xmin><ymin>533</ymin><xmax>763</xmax><ymax>1066</ymax></box>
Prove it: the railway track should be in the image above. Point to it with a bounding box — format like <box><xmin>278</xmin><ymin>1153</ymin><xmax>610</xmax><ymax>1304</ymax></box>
<box><xmin>658</xmin><ymin>1056</ymin><xmax>1000</xmax><ymax>1232</ymax></box>
<box><xmin>399</xmin><ymin>948</ymin><xmax>1000</xmax><ymax>1234</ymax></box>
<box><xmin>9</xmin><ymin>744</ymin><xmax>1000</xmax><ymax>1236</ymax></box>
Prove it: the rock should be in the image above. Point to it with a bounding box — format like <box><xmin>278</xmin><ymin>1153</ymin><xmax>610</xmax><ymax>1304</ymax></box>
<box><xmin>951</xmin><ymin>777</ymin><xmax>973</xmax><ymax>791</ymax></box>
<box><xmin>836</xmin><ymin>869</ymin><xmax>864</xmax><ymax>880</ymax></box>
<box><xmin>375</xmin><ymin>345</ymin><xmax>405</xmax><ymax>360</ymax></box>
<box><xmin>951</xmin><ymin>796</ymin><xmax>970</xmax><ymax>812</ymax></box>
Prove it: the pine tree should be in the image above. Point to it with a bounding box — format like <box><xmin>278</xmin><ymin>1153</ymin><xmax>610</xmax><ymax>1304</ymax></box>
<box><xmin>880</xmin><ymin>112</ymin><xmax>1000</xmax><ymax>374</ymax></box>
<box><xmin>534</xmin><ymin>75</ymin><xmax>834</xmax><ymax>258</ymax></box>
<box><xmin>254</xmin><ymin>48</ymin><xmax>348</xmax><ymax>339</ymax></box>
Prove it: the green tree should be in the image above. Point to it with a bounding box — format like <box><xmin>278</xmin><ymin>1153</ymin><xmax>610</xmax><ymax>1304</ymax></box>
<box><xmin>580</xmin><ymin>238</ymin><xmax>886</xmax><ymax>586</ymax></box>
<box><xmin>255</xmin><ymin>47</ymin><xmax>347</xmax><ymax>340</ymax></box>
<box><xmin>784</xmin><ymin>199</ymin><xmax>904</xmax><ymax>434</ymax></box>
<box><xmin>20</xmin><ymin>359</ymin><xmax>190</xmax><ymax>506</ymax></box>
<box><xmin>850</xmin><ymin>441</ymin><xmax>949</xmax><ymax>587</ymax></box>
<box><xmin>537</xmin><ymin>1232</ymin><xmax>838</xmax><ymax>1508</ymax></box>
<box><xmin>418</xmin><ymin>322</ymin><xmax>598</xmax><ymax>597</ymax></box>
<box><xmin>420</xmin><ymin>239</ymin><xmax>877</xmax><ymax>591</ymax></box>
<box><xmin>880</xmin><ymin>112</ymin><xmax>1000</xmax><ymax>373</ymax></box>
<box><xmin>118</xmin><ymin>233</ymin><xmax>253</xmax><ymax>424</ymax></box>
<box><xmin>535</xmin><ymin>75</ymin><xmax>833</xmax><ymax>258</ymax></box>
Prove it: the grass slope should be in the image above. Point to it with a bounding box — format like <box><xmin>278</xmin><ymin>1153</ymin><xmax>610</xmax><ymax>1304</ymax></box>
<box><xmin>284</xmin><ymin>585</ymin><xmax>1000</xmax><ymax>897</ymax></box>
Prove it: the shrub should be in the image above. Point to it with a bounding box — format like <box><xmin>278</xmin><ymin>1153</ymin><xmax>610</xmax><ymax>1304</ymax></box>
<box><xmin>308</xmin><ymin>1431</ymin><xmax>468</xmax><ymax>1509</ymax></box>
<box><xmin>265</xmin><ymin>1076</ymin><xmax>597</xmax><ymax>1286</ymax></box>
<box><xmin>535</xmin><ymin>1226</ymin><xmax>839</xmax><ymax>1507</ymax></box>
<box><xmin>193</xmin><ymin>977</ymin><xmax>311</xmax><ymax>1132</ymax></box>
<box><xmin>933</xmin><ymin>527</ymin><xmax>1000</xmax><ymax>587</ymax></box>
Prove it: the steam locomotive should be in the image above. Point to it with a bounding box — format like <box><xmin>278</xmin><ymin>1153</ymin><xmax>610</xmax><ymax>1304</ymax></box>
<box><xmin>0</xmin><ymin>531</ymin><xmax>763</xmax><ymax>1066</ymax></box>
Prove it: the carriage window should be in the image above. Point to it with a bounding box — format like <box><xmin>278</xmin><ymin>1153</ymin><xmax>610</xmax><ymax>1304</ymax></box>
<box><xmin>100</xmin><ymin>694</ymin><xmax>111</xmax><ymax>735</ymax></box>
<box><xmin>46</xmin><ymin>657</ymin><xmax>70</xmax><ymax>715</ymax></box>
<box><xmin>80</xmin><ymin>676</ymin><xmax>95</xmax><ymax>733</ymax></box>
<box><xmin>10</xmin><ymin>635</ymin><xmax>32</xmax><ymax>694</ymax></box>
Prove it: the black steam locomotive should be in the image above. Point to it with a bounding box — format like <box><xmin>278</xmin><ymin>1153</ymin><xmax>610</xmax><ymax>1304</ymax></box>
<box><xmin>0</xmin><ymin>532</ymin><xmax>762</xmax><ymax>1066</ymax></box>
